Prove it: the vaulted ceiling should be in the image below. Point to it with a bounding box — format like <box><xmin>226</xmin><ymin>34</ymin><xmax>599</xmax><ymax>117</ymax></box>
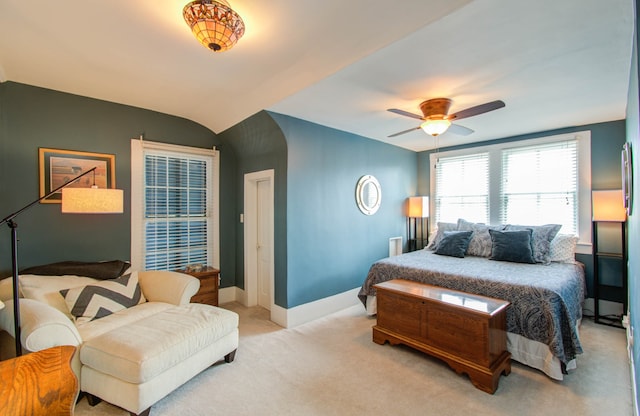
<box><xmin>0</xmin><ymin>0</ymin><xmax>634</xmax><ymax>151</ymax></box>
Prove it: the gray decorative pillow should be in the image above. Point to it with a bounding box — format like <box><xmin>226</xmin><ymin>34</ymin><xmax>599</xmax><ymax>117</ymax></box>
<box><xmin>59</xmin><ymin>272</ymin><xmax>145</xmax><ymax>325</ymax></box>
<box><xmin>434</xmin><ymin>231</ymin><xmax>473</xmax><ymax>258</ymax></box>
<box><xmin>505</xmin><ymin>224</ymin><xmax>562</xmax><ymax>264</ymax></box>
<box><xmin>426</xmin><ymin>222</ymin><xmax>458</xmax><ymax>250</ymax></box>
<box><xmin>489</xmin><ymin>229</ymin><xmax>536</xmax><ymax>264</ymax></box>
<box><xmin>457</xmin><ymin>218</ymin><xmax>505</xmax><ymax>257</ymax></box>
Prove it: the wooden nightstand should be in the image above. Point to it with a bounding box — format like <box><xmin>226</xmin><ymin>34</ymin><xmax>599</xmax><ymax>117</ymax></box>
<box><xmin>178</xmin><ymin>267</ymin><xmax>220</xmax><ymax>306</ymax></box>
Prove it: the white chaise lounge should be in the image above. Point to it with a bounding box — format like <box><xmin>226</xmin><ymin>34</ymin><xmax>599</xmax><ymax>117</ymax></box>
<box><xmin>0</xmin><ymin>270</ymin><xmax>239</xmax><ymax>416</ymax></box>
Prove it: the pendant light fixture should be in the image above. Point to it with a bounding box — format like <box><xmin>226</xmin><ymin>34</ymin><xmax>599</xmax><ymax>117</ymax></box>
<box><xmin>183</xmin><ymin>0</ymin><xmax>245</xmax><ymax>52</ymax></box>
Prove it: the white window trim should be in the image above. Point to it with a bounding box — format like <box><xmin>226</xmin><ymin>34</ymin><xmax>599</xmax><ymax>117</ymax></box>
<box><xmin>429</xmin><ymin>131</ymin><xmax>592</xmax><ymax>254</ymax></box>
<box><xmin>130</xmin><ymin>139</ymin><xmax>220</xmax><ymax>271</ymax></box>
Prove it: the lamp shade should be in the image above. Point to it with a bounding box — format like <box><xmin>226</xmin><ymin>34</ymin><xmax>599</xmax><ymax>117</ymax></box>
<box><xmin>61</xmin><ymin>187</ymin><xmax>124</xmax><ymax>214</ymax></box>
<box><xmin>408</xmin><ymin>196</ymin><xmax>429</xmax><ymax>218</ymax></box>
<box><xmin>592</xmin><ymin>190</ymin><xmax>626</xmax><ymax>221</ymax></box>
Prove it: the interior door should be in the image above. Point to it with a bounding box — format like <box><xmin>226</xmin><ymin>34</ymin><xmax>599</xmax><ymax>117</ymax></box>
<box><xmin>256</xmin><ymin>179</ymin><xmax>272</xmax><ymax>309</ymax></box>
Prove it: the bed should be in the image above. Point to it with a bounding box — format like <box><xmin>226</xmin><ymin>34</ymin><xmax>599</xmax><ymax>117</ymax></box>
<box><xmin>358</xmin><ymin>226</ymin><xmax>586</xmax><ymax>380</ymax></box>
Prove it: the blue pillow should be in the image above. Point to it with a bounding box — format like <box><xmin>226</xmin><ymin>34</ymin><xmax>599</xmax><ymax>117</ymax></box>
<box><xmin>434</xmin><ymin>231</ymin><xmax>474</xmax><ymax>258</ymax></box>
<box><xmin>505</xmin><ymin>224</ymin><xmax>561</xmax><ymax>264</ymax></box>
<box><xmin>488</xmin><ymin>229</ymin><xmax>536</xmax><ymax>264</ymax></box>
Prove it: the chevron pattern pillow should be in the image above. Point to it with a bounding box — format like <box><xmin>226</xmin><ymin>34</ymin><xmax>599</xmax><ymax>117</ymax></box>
<box><xmin>60</xmin><ymin>272</ymin><xmax>146</xmax><ymax>325</ymax></box>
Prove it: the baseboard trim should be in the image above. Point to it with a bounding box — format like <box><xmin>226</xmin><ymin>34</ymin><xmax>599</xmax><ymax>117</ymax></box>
<box><xmin>273</xmin><ymin>288</ymin><xmax>361</xmax><ymax>328</ymax></box>
<box><xmin>632</xmin><ymin>353</ymin><xmax>639</xmax><ymax>416</ymax></box>
<box><xmin>219</xmin><ymin>286</ymin><xmax>362</xmax><ymax>329</ymax></box>
<box><xmin>628</xmin><ymin>317</ymin><xmax>639</xmax><ymax>416</ymax></box>
<box><xmin>219</xmin><ymin>286</ymin><xmax>238</xmax><ymax>305</ymax></box>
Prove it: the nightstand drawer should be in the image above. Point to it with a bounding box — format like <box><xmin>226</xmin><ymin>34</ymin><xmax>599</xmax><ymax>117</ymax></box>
<box><xmin>198</xmin><ymin>278</ymin><xmax>216</xmax><ymax>293</ymax></box>
<box><xmin>191</xmin><ymin>291</ymin><xmax>218</xmax><ymax>305</ymax></box>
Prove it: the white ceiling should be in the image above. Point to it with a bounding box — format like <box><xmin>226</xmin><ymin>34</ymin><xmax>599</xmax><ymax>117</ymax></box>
<box><xmin>0</xmin><ymin>0</ymin><xmax>634</xmax><ymax>152</ymax></box>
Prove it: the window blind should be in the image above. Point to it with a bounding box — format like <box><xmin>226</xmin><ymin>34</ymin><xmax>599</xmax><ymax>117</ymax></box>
<box><xmin>434</xmin><ymin>152</ymin><xmax>489</xmax><ymax>224</ymax></box>
<box><xmin>143</xmin><ymin>151</ymin><xmax>213</xmax><ymax>271</ymax></box>
<box><xmin>500</xmin><ymin>140</ymin><xmax>578</xmax><ymax>234</ymax></box>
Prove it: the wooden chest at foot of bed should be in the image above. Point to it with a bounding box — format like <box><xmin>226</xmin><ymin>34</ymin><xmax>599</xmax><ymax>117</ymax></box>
<box><xmin>373</xmin><ymin>279</ymin><xmax>511</xmax><ymax>394</ymax></box>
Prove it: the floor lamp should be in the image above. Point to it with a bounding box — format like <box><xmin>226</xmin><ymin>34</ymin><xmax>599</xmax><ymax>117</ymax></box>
<box><xmin>407</xmin><ymin>196</ymin><xmax>429</xmax><ymax>252</ymax></box>
<box><xmin>591</xmin><ymin>189</ymin><xmax>627</xmax><ymax>327</ymax></box>
<box><xmin>0</xmin><ymin>167</ymin><xmax>123</xmax><ymax>356</ymax></box>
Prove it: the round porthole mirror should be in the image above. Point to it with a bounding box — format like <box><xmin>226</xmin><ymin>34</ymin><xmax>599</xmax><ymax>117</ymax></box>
<box><xmin>355</xmin><ymin>175</ymin><xmax>381</xmax><ymax>215</ymax></box>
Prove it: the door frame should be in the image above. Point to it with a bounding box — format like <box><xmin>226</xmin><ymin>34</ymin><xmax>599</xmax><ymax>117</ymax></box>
<box><xmin>243</xmin><ymin>169</ymin><xmax>275</xmax><ymax>314</ymax></box>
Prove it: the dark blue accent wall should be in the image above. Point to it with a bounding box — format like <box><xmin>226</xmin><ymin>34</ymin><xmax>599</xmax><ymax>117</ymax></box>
<box><xmin>0</xmin><ymin>82</ymin><xmax>237</xmax><ymax>287</ymax></box>
<box><xmin>269</xmin><ymin>113</ymin><xmax>417</xmax><ymax>308</ymax></box>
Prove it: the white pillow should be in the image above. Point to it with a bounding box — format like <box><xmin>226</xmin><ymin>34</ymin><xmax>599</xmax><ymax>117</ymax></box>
<box><xmin>549</xmin><ymin>234</ymin><xmax>578</xmax><ymax>264</ymax></box>
<box><xmin>19</xmin><ymin>274</ymin><xmax>100</xmax><ymax>318</ymax></box>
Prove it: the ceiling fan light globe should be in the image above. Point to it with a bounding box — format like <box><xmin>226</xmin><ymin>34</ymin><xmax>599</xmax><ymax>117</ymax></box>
<box><xmin>420</xmin><ymin>119</ymin><xmax>451</xmax><ymax>136</ymax></box>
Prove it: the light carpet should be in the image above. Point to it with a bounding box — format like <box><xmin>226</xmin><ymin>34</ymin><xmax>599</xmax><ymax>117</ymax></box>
<box><xmin>75</xmin><ymin>302</ymin><xmax>634</xmax><ymax>416</ymax></box>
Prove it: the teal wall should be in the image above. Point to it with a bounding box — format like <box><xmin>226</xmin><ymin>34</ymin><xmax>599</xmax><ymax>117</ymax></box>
<box><xmin>270</xmin><ymin>113</ymin><xmax>417</xmax><ymax>308</ymax></box>
<box><xmin>0</xmin><ymin>82</ymin><xmax>238</xmax><ymax>288</ymax></box>
<box><xmin>218</xmin><ymin>111</ymin><xmax>288</xmax><ymax>305</ymax></box>
<box><xmin>416</xmin><ymin>120</ymin><xmax>627</xmax><ymax>297</ymax></box>
<box><xmin>626</xmin><ymin>0</ymin><xmax>639</xmax><ymax>409</ymax></box>
<box><xmin>221</xmin><ymin>111</ymin><xmax>417</xmax><ymax>309</ymax></box>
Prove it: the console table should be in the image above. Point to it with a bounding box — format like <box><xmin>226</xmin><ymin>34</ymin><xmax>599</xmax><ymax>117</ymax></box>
<box><xmin>373</xmin><ymin>279</ymin><xmax>511</xmax><ymax>393</ymax></box>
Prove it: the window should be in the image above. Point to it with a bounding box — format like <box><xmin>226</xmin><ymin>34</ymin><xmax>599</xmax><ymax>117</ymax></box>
<box><xmin>131</xmin><ymin>140</ymin><xmax>219</xmax><ymax>271</ymax></box>
<box><xmin>434</xmin><ymin>153</ymin><xmax>489</xmax><ymax>224</ymax></box>
<box><xmin>430</xmin><ymin>131</ymin><xmax>591</xmax><ymax>252</ymax></box>
<box><xmin>500</xmin><ymin>141</ymin><xmax>578</xmax><ymax>234</ymax></box>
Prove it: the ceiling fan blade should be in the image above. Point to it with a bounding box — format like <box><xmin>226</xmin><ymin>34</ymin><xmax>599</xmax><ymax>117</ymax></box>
<box><xmin>447</xmin><ymin>123</ymin><xmax>474</xmax><ymax>136</ymax></box>
<box><xmin>448</xmin><ymin>100</ymin><xmax>505</xmax><ymax>121</ymax></box>
<box><xmin>387</xmin><ymin>108</ymin><xmax>424</xmax><ymax>120</ymax></box>
<box><xmin>388</xmin><ymin>126</ymin><xmax>421</xmax><ymax>138</ymax></box>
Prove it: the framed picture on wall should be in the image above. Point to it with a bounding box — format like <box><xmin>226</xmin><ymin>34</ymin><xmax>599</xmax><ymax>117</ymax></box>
<box><xmin>38</xmin><ymin>148</ymin><xmax>116</xmax><ymax>203</ymax></box>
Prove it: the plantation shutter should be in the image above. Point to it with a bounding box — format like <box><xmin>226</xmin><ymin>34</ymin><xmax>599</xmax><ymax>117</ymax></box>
<box><xmin>434</xmin><ymin>152</ymin><xmax>489</xmax><ymax>224</ymax></box>
<box><xmin>500</xmin><ymin>140</ymin><xmax>578</xmax><ymax>234</ymax></box>
<box><xmin>143</xmin><ymin>150</ymin><xmax>213</xmax><ymax>271</ymax></box>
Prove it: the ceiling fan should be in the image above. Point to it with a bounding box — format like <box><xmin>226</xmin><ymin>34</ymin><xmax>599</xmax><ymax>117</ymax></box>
<box><xmin>387</xmin><ymin>98</ymin><xmax>505</xmax><ymax>137</ymax></box>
